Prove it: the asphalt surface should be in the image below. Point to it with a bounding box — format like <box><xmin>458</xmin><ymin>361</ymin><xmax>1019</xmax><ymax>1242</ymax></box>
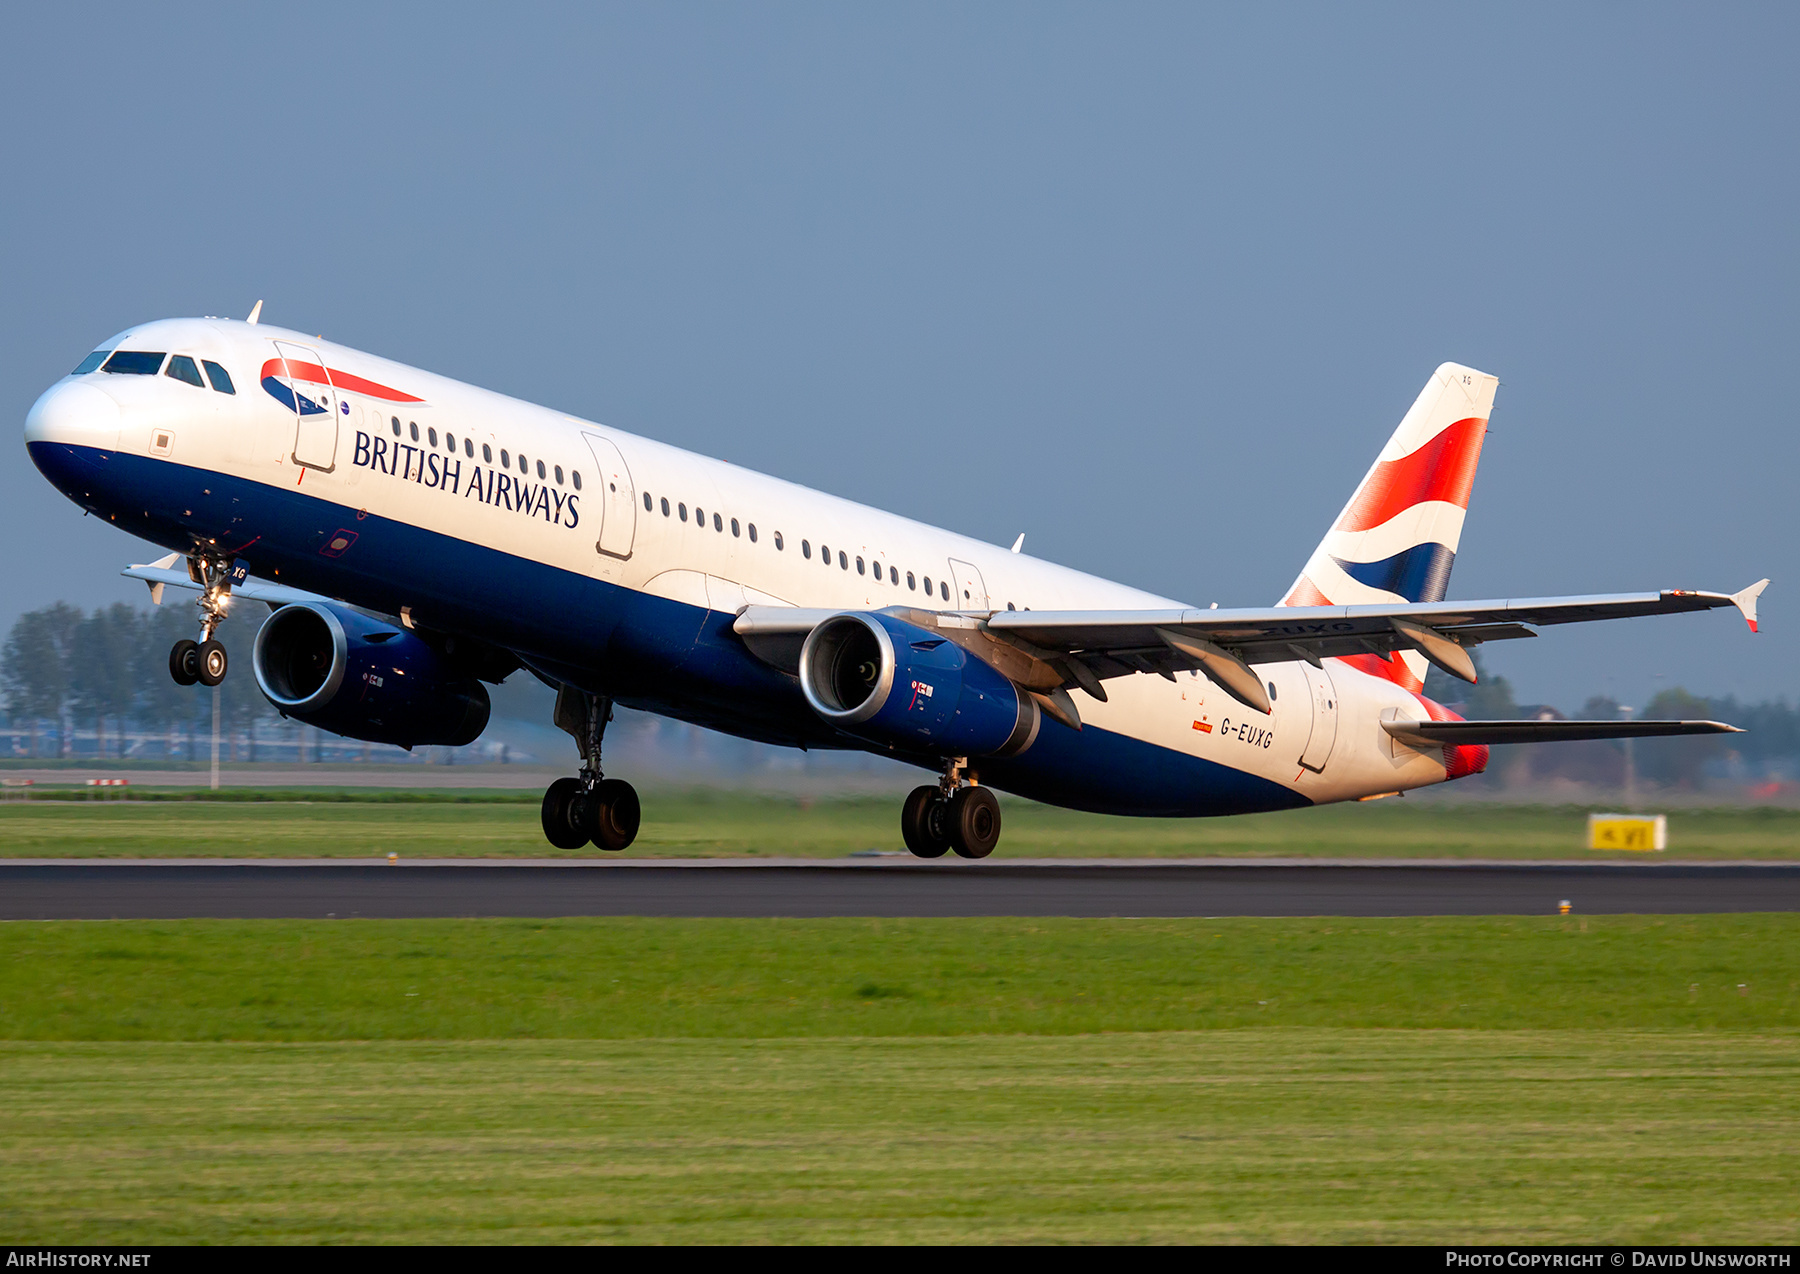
<box><xmin>4</xmin><ymin>859</ymin><xmax>1799</xmax><ymax>919</ymax></box>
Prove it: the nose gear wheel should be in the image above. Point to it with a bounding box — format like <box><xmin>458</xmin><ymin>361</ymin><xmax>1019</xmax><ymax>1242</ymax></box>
<box><xmin>166</xmin><ymin>548</ymin><xmax>239</xmax><ymax>687</ymax></box>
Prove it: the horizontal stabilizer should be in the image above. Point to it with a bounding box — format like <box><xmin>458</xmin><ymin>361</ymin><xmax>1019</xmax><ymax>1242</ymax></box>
<box><xmin>1383</xmin><ymin>718</ymin><xmax>1741</xmax><ymax>747</ymax></box>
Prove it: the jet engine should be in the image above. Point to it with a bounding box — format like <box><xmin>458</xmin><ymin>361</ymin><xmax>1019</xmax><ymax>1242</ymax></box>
<box><xmin>252</xmin><ymin>602</ymin><xmax>491</xmax><ymax>748</ymax></box>
<box><xmin>798</xmin><ymin>612</ymin><xmax>1037</xmax><ymax>758</ymax></box>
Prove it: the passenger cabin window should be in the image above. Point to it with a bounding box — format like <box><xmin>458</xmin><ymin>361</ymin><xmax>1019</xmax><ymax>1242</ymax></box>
<box><xmin>164</xmin><ymin>355</ymin><xmax>204</xmax><ymax>388</ymax></box>
<box><xmin>643</xmin><ymin>492</ymin><xmax>652</xmax><ymax>511</ymax></box>
<box><xmin>392</xmin><ymin>418</ymin><xmax>402</xmax><ymax>437</ymax></box>
<box><xmin>713</xmin><ymin>513</ymin><xmax>722</xmax><ymax>532</ymax></box>
<box><xmin>572</xmin><ymin>470</ymin><xmax>582</xmax><ymax>489</ymax></box>
<box><xmin>923</xmin><ymin>576</ymin><xmax>932</xmax><ymax>595</ymax></box>
<box><xmin>428</xmin><ymin>428</ymin><xmax>439</xmax><ymax>448</ymax></box>
<box><xmin>202</xmin><ymin>360</ymin><xmax>234</xmax><ymax>394</ymax></box>
<box><xmin>500</xmin><ymin>449</ymin><xmax>510</xmax><ymax>467</ymax></box>
<box><xmin>856</xmin><ymin>557</ymin><xmax>865</xmax><ymax>575</ymax></box>
<box><xmin>537</xmin><ymin>460</ymin><xmax>546</xmax><ymax>480</ymax></box>
<box><xmin>72</xmin><ymin>350</ymin><xmax>110</xmax><ymax>375</ymax></box>
<box><xmin>410</xmin><ymin>422</ymin><xmax>420</xmax><ymax>442</ymax></box>
<box><xmin>802</xmin><ymin>540</ymin><xmax>811</xmax><ymax>559</ymax></box>
<box><xmin>517</xmin><ymin>453</ymin><xmax>527</xmax><ymax>471</ymax></box>
<box><xmin>890</xmin><ymin>566</ymin><xmax>899</xmax><ymax>585</ymax></box>
<box><xmin>464</xmin><ymin>438</ymin><xmax>474</xmax><ymax>458</ymax></box>
<box><xmin>839</xmin><ymin>551</ymin><xmax>848</xmax><ymax>570</ymax></box>
<box><xmin>661</xmin><ymin>497</ymin><xmax>670</xmax><ymax>516</ymax></box>
<box><xmin>747</xmin><ymin>523</ymin><xmax>756</xmax><ymax>542</ymax></box>
<box><xmin>731</xmin><ymin>518</ymin><xmax>740</xmax><ymax>537</ymax></box>
<box><xmin>773</xmin><ymin>531</ymin><xmax>782</xmax><ymax>550</ymax></box>
<box><xmin>482</xmin><ymin>444</ymin><xmax>492</xmax><ymax>462</ymax></box>
<box><xmin>554</xmin><ymin>466</ymin><xmax>564</xmax><ymax>485</ymax></box>
<box><xmin>907</xmin><ymin>572</ymin><xmax>916</xmax><ymax>590</ymax></box>
<box><xmin>941</xmin><ymin>581</ymin><xmax>950</xmax><ymax>601</ymax></box>
<box><xmin>102</xmin><ymin>351</ymin><xmax>165</xmax><ymax>375</ymax></box>
<box><xmin>679</xmin><ymin>503</ymin><xmax>688</xmax><ymax>522</ymax></box>
<box><xmin>445</xmin><ymin>433</ymin><xmax>456</xmax><ymax>452</ymax></box>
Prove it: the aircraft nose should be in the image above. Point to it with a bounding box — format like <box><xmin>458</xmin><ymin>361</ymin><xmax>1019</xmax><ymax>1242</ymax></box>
<box><xmin>25</xmin><ymin>380</ymin><xmax>121</xmax><ymax>450</ymax></box>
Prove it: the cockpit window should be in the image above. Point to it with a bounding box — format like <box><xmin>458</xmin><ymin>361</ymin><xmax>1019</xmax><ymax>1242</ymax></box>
<box><xmin>101</xmin><ymin>351</ymin><xmax>166</xmax><ymax>376</ymax></box>
<box><xmin>202</xmin><ymin>360</ymin><xmax>235</xmax><ymax>395</ymax></box>
<box><xmin>71</xmin><ymin>351</ymin><xmax>110</xmax><ymax>375</ymax></box>
<box><xmin>164</xmin><ymin>355</ymin><xmax>205</xmax><ymax>388</ymax></box>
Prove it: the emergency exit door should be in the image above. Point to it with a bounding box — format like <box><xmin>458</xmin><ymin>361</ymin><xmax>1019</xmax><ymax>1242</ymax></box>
<box><xmin>947</xmin><ymin>558</ymin><xmax>989</xmax><ymax>610</ymax></box>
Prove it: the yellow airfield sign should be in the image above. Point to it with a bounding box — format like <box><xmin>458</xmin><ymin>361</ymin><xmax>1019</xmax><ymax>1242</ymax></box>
<box><xmin>1587</xmin><ymin>813</ymin><xmax>1667</xmax><ymax>852</ymax></box>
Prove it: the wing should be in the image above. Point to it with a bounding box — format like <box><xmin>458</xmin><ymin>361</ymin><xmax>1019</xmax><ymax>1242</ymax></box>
<box><xmin>122</xmin><ymin>553</ymin><xmax>334</xmax><ymax>609</ymax></box>
<box><xmin>735</xmin><ymin>580</ymin><xmax>1767</xmax><ymax>718</ymax></box>
<box><xmin>981</xmin><ymin>582</ymin><xmax>1768</xmax><ymax>712</ymax></box>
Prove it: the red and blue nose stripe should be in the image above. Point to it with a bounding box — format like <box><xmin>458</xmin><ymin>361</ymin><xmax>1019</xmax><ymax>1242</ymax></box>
<box><xmin>260</xmin><ymin>357</ymin><xmax>424</xmax><ymax>415</ymax></box>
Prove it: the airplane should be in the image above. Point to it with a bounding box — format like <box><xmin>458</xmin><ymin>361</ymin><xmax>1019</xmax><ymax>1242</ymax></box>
<box><xmin>23</xmin><ymin>307</ymin><xmax>1766</xmax><ymax>857</ymax></box>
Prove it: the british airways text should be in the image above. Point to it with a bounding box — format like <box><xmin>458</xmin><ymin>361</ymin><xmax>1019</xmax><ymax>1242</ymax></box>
<box><xmin>351</xmin><ymin>431</ymin><xmax>579</xmax><ymax>528</ymax></box>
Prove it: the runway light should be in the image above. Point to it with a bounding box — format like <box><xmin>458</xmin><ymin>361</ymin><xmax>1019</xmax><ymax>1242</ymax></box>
<box><xmin>1559</xmin><ymin>900</ymin><xmax>1572</xmax><ymax>915</ymax></box>
<box><xmin>388</xmin><ymin>853</ymin><xmax>398</xmax><ymax>864</ymax></box>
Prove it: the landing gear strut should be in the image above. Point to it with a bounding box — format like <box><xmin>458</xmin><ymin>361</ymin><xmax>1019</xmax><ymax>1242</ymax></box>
<box><xmin>901</xmin><ymin>757</ymin><xmax>1002</xmax><ymax>859</ymax></box>
<box><xmin>167</xmin><ymin>550</ymin><xmax>235</xmax><ymax>688</ymax></box>
<box><xmin>542</xmin><ymin>687</ymin><xmax>640</xmax><ymax>851</ymax></box>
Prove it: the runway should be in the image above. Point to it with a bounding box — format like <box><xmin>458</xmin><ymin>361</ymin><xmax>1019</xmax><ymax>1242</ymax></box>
<box><xmin>4</xmin><ymin>859</ymin><xmax>1799</xmax><ymax>919</ymax></box>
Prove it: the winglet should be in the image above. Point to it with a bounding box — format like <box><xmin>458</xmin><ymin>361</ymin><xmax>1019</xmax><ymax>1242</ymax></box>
<box><xmin>1732</xmin><ymin>578</ymin><xmax>1770</xmax><ymax>633</ymax></box>
<box><xmin>246</xmin><ymin>300</ymin><xmax>263</xmax><ymax>325</ymax></box>
<box><xmin>1010</xmin><ymin>533</ymin><xmax>1025</xmax><ymax>554</ymax></box>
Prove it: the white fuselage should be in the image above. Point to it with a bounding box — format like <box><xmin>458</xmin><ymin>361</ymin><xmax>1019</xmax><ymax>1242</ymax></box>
<box><xmin>26</xmin><ymin>317</ymin><xmax>1459</xmax><ymax>813</ymax></box>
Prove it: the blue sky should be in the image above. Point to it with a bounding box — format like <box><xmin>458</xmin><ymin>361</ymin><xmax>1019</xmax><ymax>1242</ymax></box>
<box><xmin>2</xmin><ymin>3</ymin><xmax>1793</xmax><ymax>710</ymax></box>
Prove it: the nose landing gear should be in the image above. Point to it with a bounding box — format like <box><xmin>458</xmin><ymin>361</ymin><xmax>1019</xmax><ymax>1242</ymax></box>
<box><xmin>901</xmin><ymin>758</ymin><xmax>1002</xmax><ymax>859</ymax></box>
<box><xmin>541</xmin><ymin>687</ymin><xmax>641</xmax><ymax>851</ymax></box>
<box><xmin>166</xmin><ymin>551</ymin><xmax>236</xmax><ymax>687</ymax></box>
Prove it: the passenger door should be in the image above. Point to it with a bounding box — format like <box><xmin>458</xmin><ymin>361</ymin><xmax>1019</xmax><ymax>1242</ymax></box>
<box><xmin>582</xmin><ymin>433</ymin><xmax>637</xmax><ymax>560</ymax></box>
<box><xmin>946</xmin><ymin>558</ymin><xmax>989</xmax><ymax>611</ymax></box>
<box><xmin>272</xmin><ymin>340</ymin><xmax>339</xmax><ymax>473</ymax></box>
<box><xmin>1298</xmin><ymin>663</ymin><xmax>1339</xmax><ymax>773</ymax></box>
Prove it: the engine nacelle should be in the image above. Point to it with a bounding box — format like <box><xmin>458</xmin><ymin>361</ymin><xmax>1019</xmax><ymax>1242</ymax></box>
<box><xmin>253</xmin><ymin>602</ymin><xmax>491</xmax><ymax>748</ymax></box>
<box><xmin>798</xmin><ymin>612</ymin><xmax>1038</xmax><ymax>758</ymax></box>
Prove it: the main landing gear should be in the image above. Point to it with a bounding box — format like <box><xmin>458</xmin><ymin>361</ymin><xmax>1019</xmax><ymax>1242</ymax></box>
<box><xmin>541</xmin><ymin>687</ymin><xmax>640</xmax><ymax>851</ymax></box>
<box><xmin>167</xmin><ymin>551</ymin><xmax>235</xmax><ymax>688</ymax></box>
<box><xmin>901</xmin><ymin>757</ymin><xmax>1002</xmax><ymax>859</ymax></box>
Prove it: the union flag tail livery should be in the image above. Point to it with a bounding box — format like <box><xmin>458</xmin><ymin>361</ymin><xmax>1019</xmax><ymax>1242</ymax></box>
<box><xmin>24</xmin><ymin>316</ymin><xmax>1757</xmax><ymax>857</ymax></box>
<box><xmin>1281</xmin><ymin>362</ymin><xmax>1497</xmax><ymax>693</ymax></box>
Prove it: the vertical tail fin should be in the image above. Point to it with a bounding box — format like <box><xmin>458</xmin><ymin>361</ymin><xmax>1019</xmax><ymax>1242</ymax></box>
<box><xmin>1280</xmin><ymin>361</ymin><xmax>1498</xmax><ymax>690</ymax></box>
<box><xmin>1282</xmin><ymin>362</ymin><xmax>1497</xmax><ymax>609</ymax></box>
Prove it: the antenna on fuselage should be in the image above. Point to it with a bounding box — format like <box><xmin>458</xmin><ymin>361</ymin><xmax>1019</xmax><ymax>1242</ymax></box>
<box><xmin>245</xmin><ymin>300</ymin><xmax>263</xmax><ymax>325</ymax></box>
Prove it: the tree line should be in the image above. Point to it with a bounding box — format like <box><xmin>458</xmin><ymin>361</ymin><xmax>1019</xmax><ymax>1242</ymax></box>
<box><xmin>2</xmin><ymin>599</ymin><xmax>271</xmax><ymax>758</ymax></box>
<box><xmin>1424</xmin><ymin>654</ymin><xmax>1799</xmax><ymax>788</ymax></box>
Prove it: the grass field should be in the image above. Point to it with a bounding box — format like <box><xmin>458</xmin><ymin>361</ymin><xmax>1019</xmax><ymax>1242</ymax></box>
<box><xmin>5</xmin><ymin>791</ymin><xmax>1800</xmax><ymax>859</ymax></box>
<box><xmin>2</xmin><ymin>916</ymin><xmax>1796</xmax><ymax>1243</ymax></box>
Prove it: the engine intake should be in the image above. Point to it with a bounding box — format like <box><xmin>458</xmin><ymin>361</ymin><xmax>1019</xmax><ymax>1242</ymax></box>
<box><xmin>253</xmin><ymin>602</ymin><xmax>491</xmax><ymax>748</ymax></box>
<box><xmin>798</xmin><ymin>612</ymin><xmax>1037</xmax><ymax>758</ymax></box>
